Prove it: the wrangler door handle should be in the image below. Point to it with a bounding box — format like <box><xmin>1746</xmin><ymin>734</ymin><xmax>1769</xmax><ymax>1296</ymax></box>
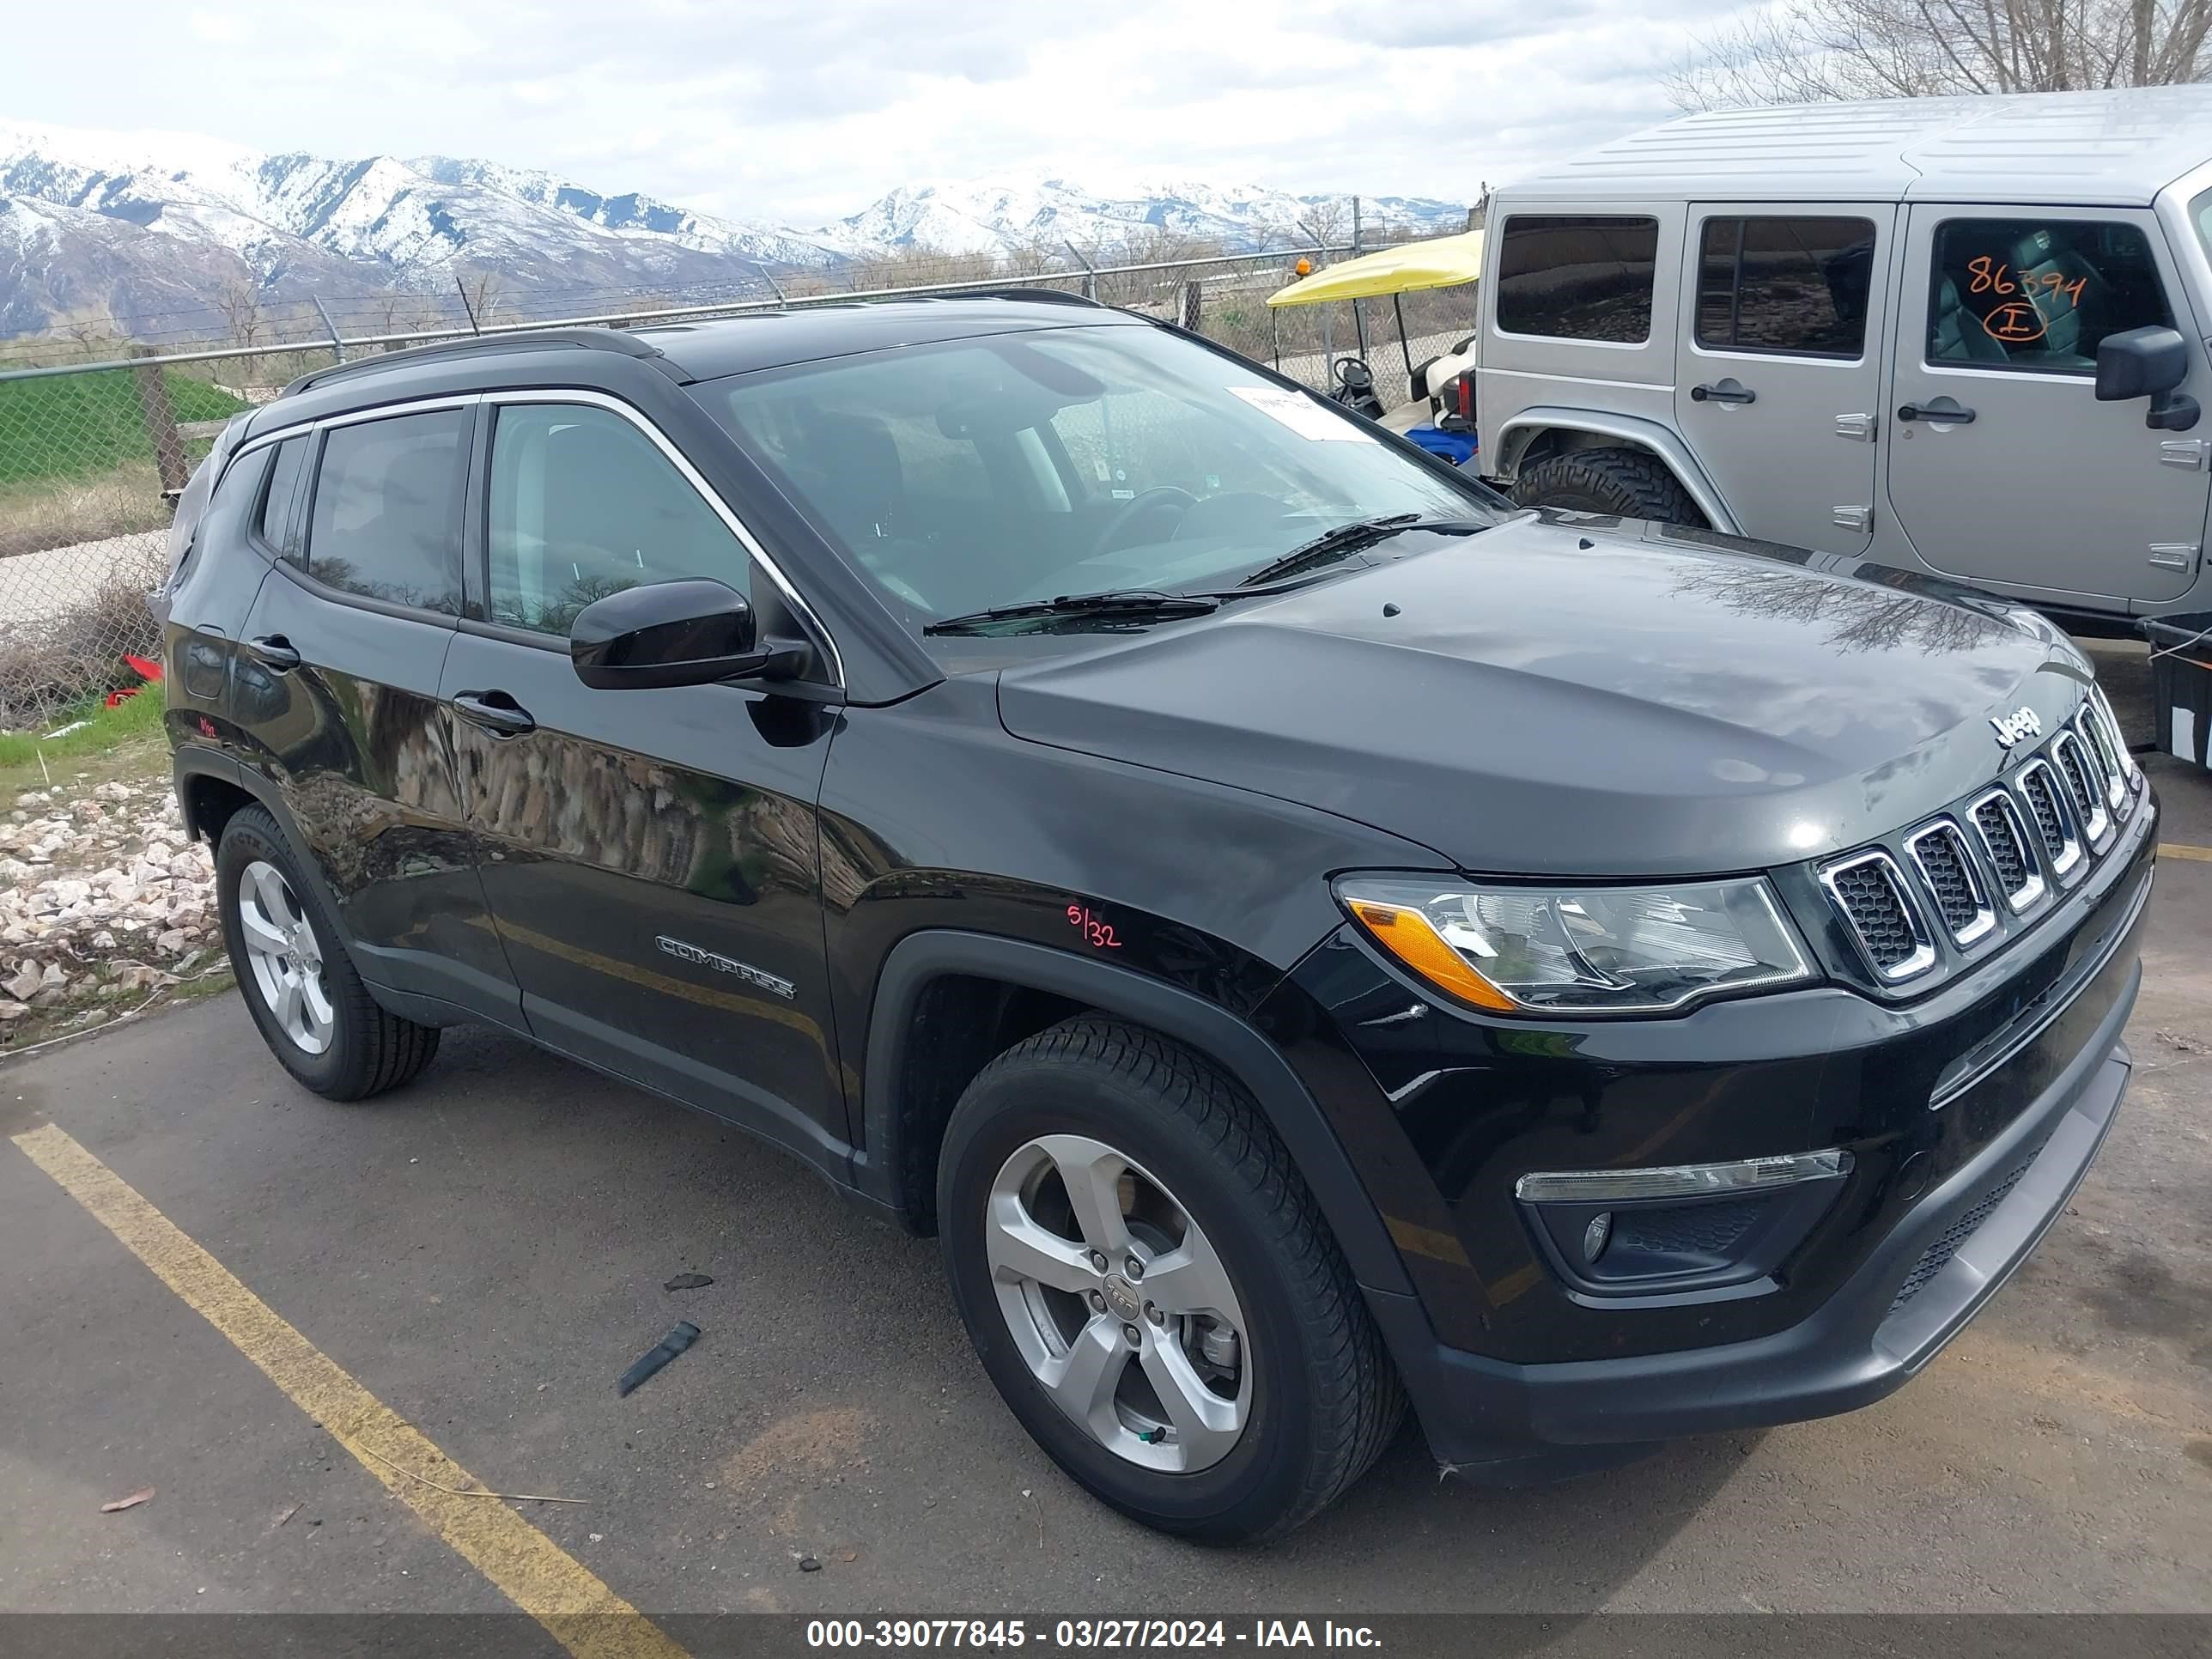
<box><xmin>246</xmin><ymin>635</ymin><xmax>301</xmax><ymax>672</ymax></box>
<box><xmin>451</xmin><ymin>691</ymin><xmax>537</xmax><ymax>738</ymax></box>
<box><xmin>1690</xmin><ymin>382</ymin><xmax>1756</xmax><ymax>404</ymax></box>
<box><xmin>1898</xmin><ymin>401</ymin><xmax>1977</xmax><ymax>424</ymax></box>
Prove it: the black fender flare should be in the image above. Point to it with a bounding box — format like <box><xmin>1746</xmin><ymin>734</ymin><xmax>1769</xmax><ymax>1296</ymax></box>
<box><xmin>172</xmin><ymin>744</ymin><xmax>352</xmax><ymax>947</ymax></box>
<box><xmin>856</xmin><ymin>930</ymin><xmax>1413</xmax><ymax>1296</ymax></box>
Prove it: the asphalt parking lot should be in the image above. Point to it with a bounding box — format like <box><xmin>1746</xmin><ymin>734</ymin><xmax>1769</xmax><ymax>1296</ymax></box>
<box><xmin>3</xmin><ymin>640</ymin><xmax>2209</xmax><ymax>1636</ymax></box>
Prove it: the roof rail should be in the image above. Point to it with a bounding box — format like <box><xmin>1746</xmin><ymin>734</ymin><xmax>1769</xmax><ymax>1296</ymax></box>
<box><xmin>921</xmin><ymin>287</ymin><xmax>1103</xmax><ymax>308</ymax></box>
<box><xmin>282</xmin><ymin>326</ymin><xmax>668</xmax><ymax>397</ymax></box>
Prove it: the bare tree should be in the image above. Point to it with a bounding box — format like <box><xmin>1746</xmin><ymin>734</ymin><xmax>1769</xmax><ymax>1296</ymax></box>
<box><xmin>454</xmin><ymin>265</ymin><xmax>505</xmax><ymax>331</ymax></box>
<box><xmin>846</xmin><ymin>243</ymin><xmax>999</xmax><ymax>292</ymax></box>
<box><xmin>1667</xmin><ymin>0</ymin><xmax>2212</xmax><ymax>108</ymax></box>
<box><xmin>213</xmin><ymin>277</ymin><xmax>264</xmax><ymax>349</ymax></box>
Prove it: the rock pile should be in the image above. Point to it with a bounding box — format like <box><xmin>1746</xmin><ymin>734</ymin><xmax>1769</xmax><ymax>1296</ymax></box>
<box><xmin>0</xmin><ymin>777</ymin><xmax>216</xmax><ymax>1026</ymax></box>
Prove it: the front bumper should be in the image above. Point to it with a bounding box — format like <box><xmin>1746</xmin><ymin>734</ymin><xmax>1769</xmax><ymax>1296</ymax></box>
<box><xmin>1364</xmin><ymin>956</ymin><xmax>2136</xmax><ymax>1474</ymax></box>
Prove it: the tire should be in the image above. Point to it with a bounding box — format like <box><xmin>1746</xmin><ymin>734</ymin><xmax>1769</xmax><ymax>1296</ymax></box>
<box><xmin>214</xmin><ymin>805</ymin><xmax>440</xmax><ymax>1101</ymax></box>
<box><xmin>938</xmin><ymin>1015</ymin><xmax>1404</xmax><ymax>1543</ymax></box>
<box><xmin>1513</xmin><ymin>445</ymin><xmax>1705</xmax><ymax>525</ymax></box>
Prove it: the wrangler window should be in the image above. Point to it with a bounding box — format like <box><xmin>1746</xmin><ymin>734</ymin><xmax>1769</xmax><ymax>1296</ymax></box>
<box><xmin>1495</xmin><ymin>216</ymin><xmax>1661</xmax><ymax>343</ymax></box>
<box><xmin>1696</xmin><ymin>216</ymin><xmax>1876</xmax><ymax>357</ymax></box>
<box><xmin>1926</xmin><ymin>217</ymin><xmax>2172</xmax><ymax>373</ymax></box>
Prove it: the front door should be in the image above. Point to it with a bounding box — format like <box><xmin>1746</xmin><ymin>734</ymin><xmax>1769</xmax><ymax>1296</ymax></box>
<box><xmin>1675</xmin><ymin>205</ymin><xmax>1895</xmax><ymax>554</ymax></box>
<box><xmin>440</xmin><ymin>394</ymin><xmax>846</xmax><ymax>1158</ymax></box>
<box><xmin>235</xmin><ymin>402</ymin><xmax>519</xmax><ymax>1025</ymax></box>
<box><xmin>1887</xmin><ymin>204</ymin><xmax>2212</xmax><ymax>607</ymax></box>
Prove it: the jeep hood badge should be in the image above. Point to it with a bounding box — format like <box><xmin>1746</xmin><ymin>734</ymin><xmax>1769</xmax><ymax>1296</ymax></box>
<box><xmin>1990</xmin><ymin>707</ymin><xmax>2043</xmax><ymax>747</ymax></box>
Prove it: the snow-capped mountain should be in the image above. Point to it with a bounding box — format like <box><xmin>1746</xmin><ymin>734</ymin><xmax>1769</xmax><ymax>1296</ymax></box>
<box><xmin>0</xmin><ymin>119</ymin><xmax>1467</xmax><ymax>341</ymax></box>
<box><xmin>823</xmin><ymin>173</ymin><xmax>1465</xmax><ymax>258</ymax></box>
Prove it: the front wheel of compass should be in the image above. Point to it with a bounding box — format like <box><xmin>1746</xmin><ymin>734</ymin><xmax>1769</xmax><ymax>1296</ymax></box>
<box><xmin>937</xmin><ymin>1016</ymin><xmax>1403</xmax><ymax>1543</ymax></box>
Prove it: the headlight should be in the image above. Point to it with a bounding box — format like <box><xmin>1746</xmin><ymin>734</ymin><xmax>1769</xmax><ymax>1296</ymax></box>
<box><xmin>1336</xmin><ymin>875</ymin><xmax>1815</xmax><ymax>1015</ymax></box>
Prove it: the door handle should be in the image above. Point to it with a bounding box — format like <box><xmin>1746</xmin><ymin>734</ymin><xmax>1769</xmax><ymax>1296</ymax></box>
<box><xmin>246</xmin><ymin>635</ymin><xmax>301</xmax><ymax>672</ymax></box>
<box><xmin>452</xmin><ymin>691</ymin><xmax>537</xmax><ymax>738</ymax></box>
<box><xmin>1690</xmin><ymin>382</ymin><xmax>1756</xmax><ymax>404</ymax></box>
<box><xmin>1897</xmin><ymin>401</ymin><xmax>1977</xmax><ymax>424</ymax></box>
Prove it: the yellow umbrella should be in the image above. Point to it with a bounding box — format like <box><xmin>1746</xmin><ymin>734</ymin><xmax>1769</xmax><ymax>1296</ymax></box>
<box><xmin>1266</xmin><ymin>230</ymin><xmax>1484</xmax><ymax>388</ymax></box>
<box><xmin>1266</xmin><ymin>230</ymin><xmax>1485</xmax><ymax>307</ymax></box>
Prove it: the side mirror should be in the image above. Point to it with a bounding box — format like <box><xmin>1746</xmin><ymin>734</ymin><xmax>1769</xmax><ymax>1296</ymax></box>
<box><xmin>569</xmin><ymin>579</ymin><xmax>805</xmax><ymax>690</ymax></box>
<box><xmin>2096</xmin><ymin>325</ymin><xmax>2200</xmax><ymax>431</ymax></box>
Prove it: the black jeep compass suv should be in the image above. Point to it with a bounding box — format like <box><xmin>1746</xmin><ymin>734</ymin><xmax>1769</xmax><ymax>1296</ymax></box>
<box><xmin>159</xmin><ymin>295</ymin><xmax>2154</xmax><ymax>1542</ymax></box>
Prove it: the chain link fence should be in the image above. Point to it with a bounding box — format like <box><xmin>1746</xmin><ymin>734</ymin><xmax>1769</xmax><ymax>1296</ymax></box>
<box><xmin>0</xmin><ymin>228</ymin><xmax>1473</xmax><ymax>728</ymax></box>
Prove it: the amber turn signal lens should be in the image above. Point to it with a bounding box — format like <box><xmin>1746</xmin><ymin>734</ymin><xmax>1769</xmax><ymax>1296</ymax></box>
<box><xmin>1345</xmin><ymin>899</ymin><xmax>1518</xmax><ymax>1012</ymax></box>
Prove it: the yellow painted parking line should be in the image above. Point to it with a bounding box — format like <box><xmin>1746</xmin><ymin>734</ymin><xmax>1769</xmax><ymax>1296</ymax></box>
<box><xmin>10</xmin><ymin>1122</ymin><xmax>685</xmax><ymax>1659</ymax></box>
<box><xmin>2160</xmin><ymin>842</ymin><xmax>2212</xmax><ymax>863</ymax></box>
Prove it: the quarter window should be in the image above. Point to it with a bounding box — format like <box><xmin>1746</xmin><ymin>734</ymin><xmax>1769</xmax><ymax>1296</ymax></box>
<box><xmin>487</xmin><ymin>403</ymin><xmax>749</xmax><ymax>636</ymax></box>
<box><xmin>304</xmin><ymin>410</ymin><xmax>468</xmax><ymax>614</ymax></box>
<box><xmin>1495</xmin><ymin>215</ymin><xmax>1661</xmax><ymax>343</ymax></box>
<box><xmin>256</xmin><ymin>436</ymin><xmax>308</xmax><ymax>556</ymax></box>
<box><xmin>1927</xmin><ymin>218</ymin><xmax>2172</xmax><ymax>372</ymax></box>
<box><xmin>1696</xmin><ymin>216</ymin><xmax>1876</xmax><ymax>356</ymax></box>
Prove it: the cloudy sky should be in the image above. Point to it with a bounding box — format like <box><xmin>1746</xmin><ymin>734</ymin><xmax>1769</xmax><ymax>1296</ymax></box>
<box><xmin>7</xmin><ymin>0</ymin><xmax>1753</xmax><ymax>225</ymax></box>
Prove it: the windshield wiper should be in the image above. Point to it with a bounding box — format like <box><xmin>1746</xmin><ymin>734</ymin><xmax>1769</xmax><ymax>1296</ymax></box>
<box><xmin>923</xmin><ymin>588</ymin><xmax>1222</xmax><ymax>637</ymax></box>
<box><xmin>1235</xmin><ymin>514</ymin><xmax>1486</xmax><ymax>588</ymax></box>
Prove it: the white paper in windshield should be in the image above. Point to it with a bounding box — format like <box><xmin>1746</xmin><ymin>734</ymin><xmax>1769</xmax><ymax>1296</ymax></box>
<box><xmin>1228</xmin><ymin>385</ymin><xmax>1374</xmax><ymax>442</ymax></box>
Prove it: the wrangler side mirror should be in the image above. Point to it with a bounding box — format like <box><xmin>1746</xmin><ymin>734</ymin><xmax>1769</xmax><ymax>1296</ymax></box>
<box><xmin>2095</xmin><ymin>325</ymin><xmax>2200</xmax><ymax>431</ymax></box>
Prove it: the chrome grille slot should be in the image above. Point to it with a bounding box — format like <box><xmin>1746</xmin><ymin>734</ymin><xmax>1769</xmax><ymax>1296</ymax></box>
<box><xmin>1819</xmin><ymin>851</ymin><xmax>1936</xmax><ymax>982</ymax></box>
<box><xmin>2049</xmin><ymin>732</ymin><xmax>2111</xmax><ymax>848</ymax></box>
<box><xmin>2074</xmin><ymin>705</ymin><xmax>2128</xmax><ymax>812</ymax></box>
<box><xmin>2014</xmin><ymin>759</ymin><xmax>2082</xmax><ymax>881</ymax></box>
<box><xmin>1967</xmin><ymin>788</ymin><xmax>2044</xmax><ymax>914</ymax></box>
<box><xmin>2087</xmin><ymin>686</ymin><xmax>2142</xmax><ymax>808</ymax></box>
<box><xmin>1905</xmin><ymin>819</ymin><xmax>1995</xmax><ymax>947</ymax></box>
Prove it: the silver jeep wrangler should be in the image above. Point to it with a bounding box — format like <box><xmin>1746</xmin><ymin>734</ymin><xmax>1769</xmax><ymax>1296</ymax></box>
<box><xmin>1476</xmin><ymin>86</ymin><xmax>2212</xmax><ymax>628</ymax></box>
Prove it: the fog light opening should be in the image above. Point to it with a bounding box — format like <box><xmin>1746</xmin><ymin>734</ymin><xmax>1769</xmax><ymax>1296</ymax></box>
<box><xmin>1583</xmin><ymin>1212</ymin><xmax>1613</xmax><ymax>1264</ymax></box>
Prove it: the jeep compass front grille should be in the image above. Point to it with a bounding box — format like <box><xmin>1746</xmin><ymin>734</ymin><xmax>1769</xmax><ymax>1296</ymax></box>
<box><xmin>1820</xmin><ymin>853</ymin><xmax>1934</xmax><ymax>980</ymax></box>
<box><xmin>2015</xmin><ymin>760</ymin><xmax>2081</xmax><ymax>878</ymax></box>
<box><xmin>2050</xmin><ymin>732</ymin><xmax>2110</xmax><ymax>848</ymax></box>
<box><xmin>1905</xmin><ymin>822</ymin><xmax>1993</xmax><ymax>946</ymax></box>
<box><xmin>1818</xmin><ymin>703</ymin><xmax>2142</xmax><ymax>994</ymax></box>
<box><xmin>1968</xmin><ymin>790</ymin><xmax>2043</xmax><ymax>913</ymax></box>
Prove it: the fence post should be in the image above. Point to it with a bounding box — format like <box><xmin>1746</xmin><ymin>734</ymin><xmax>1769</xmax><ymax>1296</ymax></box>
<box><xmin>1064</xmin><ymin>240</ymin><xmax>1097</xmax><ymax>301</ymax></box>
<box><xmin>1349</xmin><ymin>196</ymin><xmax>1370</xmax><ymax>365</ymax></box>
<box><xmin>131</xmin><ymin>345</ymin><xmax>191</xmax><ymax>500</ymax></box>
<box><xmin>313</xmin><ymin>295</ymin><xmax>346</xmax><ymax>363</ymax></box>
<box><xmin>1179</xmin><ymin>280</ymin><xmax>1202</xmax><ymax>331</ymax></box>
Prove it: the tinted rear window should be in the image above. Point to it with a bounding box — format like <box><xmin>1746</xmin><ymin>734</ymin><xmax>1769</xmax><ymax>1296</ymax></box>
<box><xmin>1496</xmin><ymin>216</ymin><xmax>1660</xmax><ymax>343</ymax></box>
<box><xmin>304</xmin><ymin>410</ymin><xmax>468</xmax><ymax>614</ymax></box>
<box><xmin>257</xmin><ymin>436</ymin><xmax>308</xmax><ymax>554</ymax></box>
<box><xmin>1696</xmin><ymin>216</ymin><xmax>1876</xmax><ymax>356</ymax></box>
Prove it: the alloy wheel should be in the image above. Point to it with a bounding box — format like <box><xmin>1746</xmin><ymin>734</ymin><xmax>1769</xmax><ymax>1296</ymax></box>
<box><xmin>985</xmin><ymin>1133</ymin><xmax>1251</xmax><ymax>1472</ymax></box>
<box><xmin>236</xmin><ymin>859</ymin><xmax>334</xmax><ymax>1055</ymax></box>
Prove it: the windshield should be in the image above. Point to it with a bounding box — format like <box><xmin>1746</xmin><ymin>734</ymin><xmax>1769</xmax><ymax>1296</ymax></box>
<box><xmin>708</xmin><ymin>321</ymin><xmax>1506</xmax><ymax>625</ymax></box>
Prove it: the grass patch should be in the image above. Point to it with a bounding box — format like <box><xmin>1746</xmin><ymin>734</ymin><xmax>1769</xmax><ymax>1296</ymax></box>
<box><xmin>0</xmin><ymin>369</ymin><xmax>248</xmax><ymax>489</ymax></box>
<box><xmin>0</xmin><ymin>459</ymin><xmax>174</xmax><ymax>558</ymax></box>
<box><xmin>0</xmin><ymin>690</ymin><xmax>166</xmax><ymax>798</ymax></box>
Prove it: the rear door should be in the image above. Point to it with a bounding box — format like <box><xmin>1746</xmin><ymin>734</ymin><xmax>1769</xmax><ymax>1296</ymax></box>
<box><xmin>1675</xmin><ymin>206</ymin><xmax>1894</xmax><ymax>554</ymax></box>
<box><xmin>438</xmin><ymin>392</ymin><xmax>845</xmax><ymax>1156</ymax></box>
<box><xmin>1887</xmin><ymin>205</ymin><xmax>2212</xmax><ymax>606</ymax></box>
<box><xmin>235</xmin><ymin>399</ymin><xmax>519</xmax><ymax>1024</ymax></box>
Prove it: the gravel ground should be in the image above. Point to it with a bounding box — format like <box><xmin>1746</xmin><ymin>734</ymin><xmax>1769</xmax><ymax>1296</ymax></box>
<box><xmin>0</xmin><ymin>773</ymin><xmax>216</xmax><ymax>1040</ymax></box>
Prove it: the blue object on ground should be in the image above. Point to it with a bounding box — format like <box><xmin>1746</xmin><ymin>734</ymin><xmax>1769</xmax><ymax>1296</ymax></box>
<box><xmin>1404</xmin><ymin>425</ymin><xmax>1477</xmax><ymax>465</ymax></box>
